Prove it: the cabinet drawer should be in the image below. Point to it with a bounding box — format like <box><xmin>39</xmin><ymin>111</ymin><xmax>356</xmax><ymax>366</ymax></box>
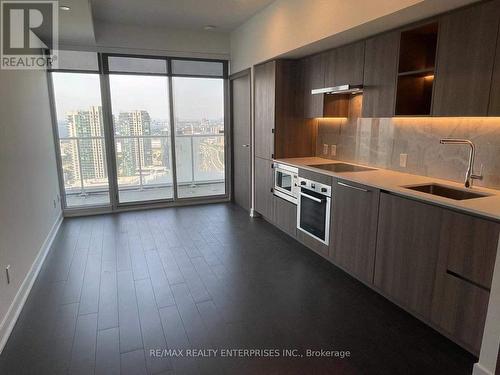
<box><xmin>273</xmin><ymin>195</ymin><xmax>297</xmax><ymax>238</ymax></box>
<box><xmin>431</xmin><ymin>271</ymin><xmax>490</xmax><ymax>355</ymax></box>
<box><xmin>439</xmin><ymin>209</ymin><xmax>499</xmax><ymax>290</ymax></box>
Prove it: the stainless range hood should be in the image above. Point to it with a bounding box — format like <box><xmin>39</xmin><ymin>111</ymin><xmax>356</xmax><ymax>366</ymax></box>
<box><xmin>311</xmin><ymin>84</ymin><xmax>363</xmax><ymax>95</ymax></box>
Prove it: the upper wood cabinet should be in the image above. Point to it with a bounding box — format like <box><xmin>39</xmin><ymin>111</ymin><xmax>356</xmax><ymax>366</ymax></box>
<box><xmin>432</xmin><ymin>0</ymin><xmax>500</xmax><ymax>116</ymax></box>
<box><xmin>324</xmin><ymin>41</ymin><xmax>365</xmax><ymax>87</ymax></box>
<box><xmin>329</xmin><ymin>179</ymin><xmax>379</xmax><ymax>284</ymax></box>
<box><xmin>323</xmin><ymin>49</ymin><xmax>336</xmax><ymax>88</ymax></box>
<box><xmin>489</xmin><ymin>4</ymin><xmax>500</xmax><ymax>115</ymax></box>
<box><xmin>254</xmin><ymin>60</ymin><xmax>314</xmax><ymax>159</ymax></box>
<box><xmin>395</xmin><ymin>22</ymin><xmax>438</xmax><ymax>116</ymax></box>
<box><xmin>302</xmin><ymin>53</ymin><xmax>326</xmax><ymax>118</ymax></box>
<box><xmin>362</xmin><ymin>31</ymin><xmax>400</xmax><ymax>117</ymax></box>
<box><xmin>333</xmin><ymin>41</ymin><xmax>365</xmax><ymax>86</ymax></box>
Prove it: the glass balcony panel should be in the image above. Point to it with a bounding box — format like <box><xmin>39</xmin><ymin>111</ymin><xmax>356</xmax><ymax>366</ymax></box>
<box><xmin>59</xmin><ymin>137</ymin><xmax>110</xmax><ymax>207</ymax></box>
<box><xmin>175</xmin><ymin>135</ymin><xmax>225</xmax><ymax>198</ymax></box>
<box><xmin>115</xmin><ymin>136</ymin><xmax>173</xmax><ymax>203</ymax></box>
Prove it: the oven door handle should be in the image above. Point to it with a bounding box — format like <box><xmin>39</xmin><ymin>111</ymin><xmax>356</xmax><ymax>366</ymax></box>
<box><xmin>300</xmin><ymin>192</ymin><xmax>324</xmax><ymax>203</ymax></box>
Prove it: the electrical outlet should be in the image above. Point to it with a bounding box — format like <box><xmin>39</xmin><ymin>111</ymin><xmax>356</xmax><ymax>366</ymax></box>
<box><xmin>400</xmin><ymin>153</ymin><xmax>408</xmax><ymax>168</ymax></box>
<box><xmin>330</xmin><ymin>145</ymin><xmax>337</xmax><ymax>157</ymax></box>
<box><xmin>323</xmin><ymin>144</ymin><xmax>329</xmax><ymax>155</ymax></box>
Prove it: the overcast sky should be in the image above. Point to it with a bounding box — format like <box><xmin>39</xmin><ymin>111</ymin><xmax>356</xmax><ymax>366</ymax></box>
<box><xmin>52</xmin><ymin>72</ymin><xmax>224</xmax><ymax>121</ymax></box>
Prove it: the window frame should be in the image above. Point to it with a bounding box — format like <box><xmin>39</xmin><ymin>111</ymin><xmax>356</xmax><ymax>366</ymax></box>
<box><xmin>47</xmin><ymin>52</ymin><xmax>230</xmax><ymax>216</ymax></box>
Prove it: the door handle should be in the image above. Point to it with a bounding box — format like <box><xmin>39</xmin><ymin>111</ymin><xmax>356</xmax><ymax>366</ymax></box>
<box><xmin>337</xmin><ymin>181</ymin><xmax>369</xmax><ymax>192</ymax></box>
<box><xmin>242</xmin><ymin>144</ymin><xmax>250</xmax><ymax>147</ymax></box>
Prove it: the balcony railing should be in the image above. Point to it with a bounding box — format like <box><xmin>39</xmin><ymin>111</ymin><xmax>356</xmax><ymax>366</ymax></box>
<box><xmin>59</xmin><ymin>133</ymin><xmax>225</xmax><ymax>204</ymax></box>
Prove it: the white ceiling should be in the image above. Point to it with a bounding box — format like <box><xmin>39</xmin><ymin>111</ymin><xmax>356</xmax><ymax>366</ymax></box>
<box><xmin>90</xmin><ymin>0</ymin><xmax>276</xmax><ymax>32</ymax></box>
<box><xmin>28</xmin><ymin>0</ymin><xmax>96</xmax><ymax>47</ymax></box>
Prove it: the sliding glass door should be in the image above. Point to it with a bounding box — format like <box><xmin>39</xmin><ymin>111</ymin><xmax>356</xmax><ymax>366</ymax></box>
<box><xmin>49</xmin><ymin>52</ymin><xmax>228</xmax><ymax>213</ymax></box>
<box><xmin>108</xmin><ymin>75</ymin><xmax>173</xmax><ymax>203</ymax></box>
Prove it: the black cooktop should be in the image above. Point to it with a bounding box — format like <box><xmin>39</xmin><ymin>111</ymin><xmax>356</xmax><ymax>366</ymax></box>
<box><xmin>308</xmin><ymin>163</ymin><xmax>376</xmax><ymax>173</ymax></box>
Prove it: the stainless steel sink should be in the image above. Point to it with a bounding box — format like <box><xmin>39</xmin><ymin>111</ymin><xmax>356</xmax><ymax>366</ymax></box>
<box><xmin>403</xmin><ymin>183</ymin><xmax>491</xmax><ymax>200</ymax></box>
<box><xmin>308</xmin><ymin>163</ymin><xmax>376</xmax><ymax>173</ymax></box>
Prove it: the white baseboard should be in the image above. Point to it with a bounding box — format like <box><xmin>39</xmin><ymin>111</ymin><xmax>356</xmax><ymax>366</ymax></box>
<box><xmin>473</xmin><ymin>363</ymin><xmax>494</xmax><ymax>375</ymax></box>
<box><xmin>0</xmin><ymin>213</ymin><xmax>63</xmax><ymax>354</ymax></box>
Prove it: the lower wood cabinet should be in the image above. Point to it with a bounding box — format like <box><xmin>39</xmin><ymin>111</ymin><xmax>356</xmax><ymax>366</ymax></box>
<box><xmin>374</xmin><ymin>192</ymin><xmax>499</xmax><ymax>355</ymax></box>
<box><xmin>431</xmin><ymin>270</ymin><xmax>490</xmax><ymax>355</ymax></box>
<box><xmin>254</xmin><ymin>157</ymin><xmax>274</xmax><ymax>221</ymax></box>
<box><xmin>273</xmin><ymin>196</ymin><xmax>297</xmax><ymax>238</ymax></box>
<box><xmin>329</xmin><ymin>179</ymin><xmax>379</xmax><ymax>284</ymax></box>
<box><xmin>261</xmin><ymin>169</ymin><xmax>500</xmax><ymax>355</ymax></box>
<box><xmin>430</xmin><ymin>208</ymin><xmax>500</xmax><ymax>354</ymax></box>
<box><xmin>374</xmin><ymin>193</ymin><xmax>443</xmax><ymax>319</ymax></box>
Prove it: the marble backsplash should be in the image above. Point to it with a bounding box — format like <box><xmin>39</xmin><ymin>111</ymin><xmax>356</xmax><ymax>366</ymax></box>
<box><xmin>315</xmin><ymin>95</ymin><xmax>500</xmax><ymax>190</ymax></box>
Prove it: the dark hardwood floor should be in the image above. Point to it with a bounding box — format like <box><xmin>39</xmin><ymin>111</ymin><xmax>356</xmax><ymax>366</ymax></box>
<box><xmin>0</xmin><ymin>203</ymin><xmax>475</xmax><ymax>374</ymax></box>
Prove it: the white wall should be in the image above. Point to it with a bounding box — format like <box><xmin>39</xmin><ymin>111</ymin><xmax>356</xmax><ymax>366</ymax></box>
<box><xmin>229</xmin><ymin>0</ymin><xmax>480</xmax><ymax>73</ymax></box>
<box><xmin>92</xmin><ymin>22</ymin><xmax>230</xmax><ymax>59</ymax></box>
<box><xmin>0</xmin><ymin>69</ymin><xmax>62</xmax><ymax>348</ymax></box>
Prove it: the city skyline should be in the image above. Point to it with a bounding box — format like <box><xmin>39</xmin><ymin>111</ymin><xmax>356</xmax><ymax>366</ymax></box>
<box><xmin>52</xmin><ymin>72</ymin><xmax>224</xmax><ymax>121</ymax></box>
<box><xmin>57</xmin><ymin>105</ymin><xmax>224</xmax><ymax>199</ymax></box>
<box><xmin>51</xmin><ymin>71</ymin><xmax>226</xmax><ymax>206</ymax></box>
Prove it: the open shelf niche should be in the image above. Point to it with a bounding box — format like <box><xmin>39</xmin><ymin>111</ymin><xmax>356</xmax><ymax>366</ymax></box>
<box><xmin>395</xmin><ymin>22</ymin><xmax>438</xmax><ymax>116</ymax></box>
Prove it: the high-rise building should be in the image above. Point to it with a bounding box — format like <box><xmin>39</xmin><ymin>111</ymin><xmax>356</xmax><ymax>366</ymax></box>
<box><xmin>115</xmin><ymin>110</ymin><xmax>153</xmax><ymax>178</ymax></box>
<box><xmin>65</xmin><ymin>106</ymin><xmax>106</xmax><ymax>185</ymax></box>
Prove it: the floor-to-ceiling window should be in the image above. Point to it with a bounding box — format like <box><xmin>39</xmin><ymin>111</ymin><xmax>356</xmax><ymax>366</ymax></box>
<box><xmin>49</xmin><ymin>52</ymin><xmax>228</xmax><ymax>213</ymax></box>
<box><xmin>51</xmin><ymin>72</ymin><xmax>110</xmax><ymax>208</ymax></box>
<box><xmin>172</xmin><ymin>74</ymin><xmax>225</xmax><ymax>198</ymax></box>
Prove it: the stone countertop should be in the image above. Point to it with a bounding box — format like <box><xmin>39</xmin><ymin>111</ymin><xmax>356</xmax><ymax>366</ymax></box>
<box><xmin>274</xmin><ymin>157</ymin><xmax>500</xmax><ymax>222</ymax></box>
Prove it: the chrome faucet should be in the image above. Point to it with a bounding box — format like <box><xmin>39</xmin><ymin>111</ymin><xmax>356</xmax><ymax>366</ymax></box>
<box><xmin>439</xmin><ymin>138</ymin><xmax>483</xmax><ymax>188</ymax></box>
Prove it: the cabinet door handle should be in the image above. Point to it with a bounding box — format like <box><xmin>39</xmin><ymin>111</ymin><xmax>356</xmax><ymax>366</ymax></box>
<box><xmin>242</xmin><ymin>144</ymin><xmax>250</xmax><ymax>147</ymax></box>
<box><xmin>337</xmin><ymin>181</ymin><xmax>370</xmax><ymax>192</ymax></box>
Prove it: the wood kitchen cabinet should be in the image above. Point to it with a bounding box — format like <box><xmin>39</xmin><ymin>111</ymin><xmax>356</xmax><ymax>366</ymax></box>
<box><xmin>331</xmin><ymin>41</ymin><xmax>365</xmax><ymax>87</ymax></box>
<box><xmin>254</xmin><ymin>60</ymin><xmax>314</xmax><ymax>159</ymax></box>
<box><xmin>273</xmin><ymin>196</ymin><xmax>297</xmax><ymax>238</ymax></box>
<box><xmin>432</xmin><ymin>0</ymin><xmax>500</xmax><ymax>116</ymax></box>
<box><xmin>374</xmin><ymin>193</ymin><xmax>442</xmax><ymax>319</ymax></box>
<box><xmin>302</xmin><ymin>53</ymin><xmax>326</xmax><ymax>118</ymax></box>
<box><xmin>254</xmin><ymin>61</ymin><xmax>276</xmax><ymax>160</ymax></box>
<box><xmin>375</xmin><ymin>192</ymin><xmax>499</xmax><ymax>354</ymax></box>
<box><xmin>324</xmin><ymin>41</ymin><xmax>365</xmax><ymax>88</ymax></box>
<box><xmin>329</xmin><ymin>179</ymin><xmax>379</xmax><ymax>284</ymax></box>
<box><xmin>362</xmin><ymin>31</ymin><xmax>400</xmax><ymax>117</ymax></box>
<box><xmin>431</xmin><ymin>209</ymin><xmax>500</xmax><ymax>354</ymax></box>
<box><xmin>254</xmin><ymin>157</ymin><xmax>274</xmax><ymax>221</ymax></box>
<box><xmin>489</xmin><ymin>2</ymin><xmax>500</xmax><ymax>115</ymax></box>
